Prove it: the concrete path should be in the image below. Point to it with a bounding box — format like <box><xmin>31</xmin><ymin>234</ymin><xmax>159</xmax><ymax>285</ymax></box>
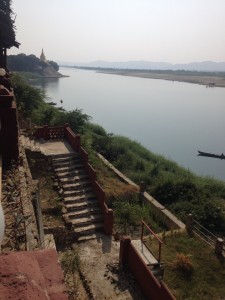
<box><xmin>21</xmin><ymin>136</ymin><xmax>74</xmax><ymax>155</ymax></box>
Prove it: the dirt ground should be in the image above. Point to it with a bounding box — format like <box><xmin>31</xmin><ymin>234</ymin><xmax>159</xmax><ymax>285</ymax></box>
<box><xmin>77</xmin><ymin>235</ymin><xmax>145</xmax><ymax>300</ymax></box>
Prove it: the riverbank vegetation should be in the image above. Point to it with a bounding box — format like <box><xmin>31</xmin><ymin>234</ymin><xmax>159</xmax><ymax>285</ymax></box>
<box><xmin>8</xmin><ymin>53</ymin><xmax>59</xmax><ymax>74</ymax></box>
<box><xmin>12</xmin><ymin>73</ymin><xmax>225</xmax><ymax>236</ymax></box>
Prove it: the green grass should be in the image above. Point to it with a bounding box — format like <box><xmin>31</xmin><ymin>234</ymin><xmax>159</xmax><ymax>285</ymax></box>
<box><xmin>148</xmin><ymin>232</ymin><xmax>225</xmax><ymax>300</ymax></box>
<box><xmin>112</xmin><ymin>194</ymin><xmax>166</xmax><ymax>236</ymax></box>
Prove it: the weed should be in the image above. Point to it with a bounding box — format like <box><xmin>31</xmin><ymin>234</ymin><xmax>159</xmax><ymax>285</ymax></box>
<box><xmin>171</xmin><ymin>253</ymin><xmax>193</xmax><ymax>275</ymax></box>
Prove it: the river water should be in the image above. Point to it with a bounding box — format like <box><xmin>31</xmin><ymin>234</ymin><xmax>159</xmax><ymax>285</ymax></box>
<box><xmin>31</xmin><ymin>67</ymin><xmax>225</xmax><ymax>181</ymax></box>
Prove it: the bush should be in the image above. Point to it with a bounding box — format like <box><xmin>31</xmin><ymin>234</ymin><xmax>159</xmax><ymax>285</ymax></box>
<box><xmin>172</xmin><ymin>253</ymin><xmax>193</xmax><ymax>275</ymax></box>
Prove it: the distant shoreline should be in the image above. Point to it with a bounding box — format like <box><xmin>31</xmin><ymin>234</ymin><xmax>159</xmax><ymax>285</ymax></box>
<box><xmin>98</xmin><ymin>69</ymin><xmax>225</xmax><ymax>88</ymax></box>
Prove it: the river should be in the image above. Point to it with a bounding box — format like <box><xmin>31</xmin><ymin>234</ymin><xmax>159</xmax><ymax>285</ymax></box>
<box><xmin>31</xmin><ymin>67</ymin><xmax>225</xmax><ymax>181</ymax></box>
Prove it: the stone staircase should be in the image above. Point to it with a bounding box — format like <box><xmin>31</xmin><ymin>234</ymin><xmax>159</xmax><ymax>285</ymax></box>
<box><xmin>51</xmin><ymin>153</ymin><xmax>104</xmax><ymax>241</ymax></box>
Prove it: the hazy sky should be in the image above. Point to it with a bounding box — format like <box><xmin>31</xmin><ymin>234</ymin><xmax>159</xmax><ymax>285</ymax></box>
<box><xmin>9</xmin><ymin>0</ymin><xmax>225</xmax><ymax>63</ymax></box>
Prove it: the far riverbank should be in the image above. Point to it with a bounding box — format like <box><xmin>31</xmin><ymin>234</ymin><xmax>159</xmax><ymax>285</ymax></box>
<box><xmin>98</xmin><ymin>69</ymin><xmax>225</xmax><ymax>88</ymax></box>
<box><xmin>64</xmin><ymin>66</ymin><xmax>225</xmax><ymax>87</ymax></box>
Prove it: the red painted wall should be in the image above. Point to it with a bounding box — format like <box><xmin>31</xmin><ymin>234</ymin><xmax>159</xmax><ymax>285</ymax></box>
<box><xmin>120</xmin><ymin>237</ymin><xmax>176</xmax><ymax>300</ymax></box>
<box><xmin>0</xmin><ymin>103</ymin><xmax>19</xmax><ymax>166</ymax></box>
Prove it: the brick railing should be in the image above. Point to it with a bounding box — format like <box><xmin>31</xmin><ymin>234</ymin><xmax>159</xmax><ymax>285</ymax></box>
<box><xmin>79</xmin><ymin>147</ymin><xmax>113</xmax><ymax>235</ymax></box>
<box><xmin>64</xmin><ymin>125</ymin><xmax>81</xmax><ymax>151</ymax></box>
<box><xmin>33</xmin><ymin>124</ymin><xmax>113</xmax><ymax>235</ymax></box>
<box><xmin>34</xmin><ymin>125</ymin><xmax>66</xmax><ymax>140</ymax></box>
<box><xmin>120</xmin><ymin>236</ymin><xmax>175</xmax><ymax>300</ymax></box>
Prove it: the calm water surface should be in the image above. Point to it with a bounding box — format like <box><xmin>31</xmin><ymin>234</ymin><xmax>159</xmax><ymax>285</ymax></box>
<box><xmin>31</xmin><ymin>67</ymin><xmax>225</xmax><ymax>181</ymax></box>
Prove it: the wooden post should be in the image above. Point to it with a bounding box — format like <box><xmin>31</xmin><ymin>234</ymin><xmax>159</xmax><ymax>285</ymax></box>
<box><xmin>215</xmin><ymin>238</ymin><xmax>224</xmax><ymax>256</ymax></box>
<box><xmin>119</xmin><ymin>236</ymin><xmax>131</xmax><ymax>265</ymax></box>
<box><xmin>139</xmin><ymin>181</ymin><xmax>145</xmax><ymax>205</ymax></box>
<box><xmin>186</xmin><ymin>214</ymin><xmax>193</xmax><ymax>235</ymax></box>
<box><xmin>104</xmin><ymin>209</ymin><xmax>113</xmax><ymax>235</ymax></box>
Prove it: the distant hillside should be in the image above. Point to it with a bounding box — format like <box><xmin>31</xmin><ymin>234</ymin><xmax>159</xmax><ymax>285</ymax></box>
<box><xmin>8</xmin><ymin>53</ymin><xmax>64</xmax><ymax>77</ymax></box>
<box><xmin>59</xmin><ymin>60</ymin><xmax>225</xmax><ymax>72</ymax></box>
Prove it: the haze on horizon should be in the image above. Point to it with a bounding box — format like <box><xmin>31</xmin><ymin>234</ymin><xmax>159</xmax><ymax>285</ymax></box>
<box><xmin>9</xmin><ymin>0</ymin><xmax>225</xmax><ymax>64</ymax></box>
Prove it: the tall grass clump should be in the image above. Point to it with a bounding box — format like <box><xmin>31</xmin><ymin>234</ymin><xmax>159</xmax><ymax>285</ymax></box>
<box><xmin>112</xmin><ymin>193</ymin><xmax>165</xmax><ymax>235</ymax></box>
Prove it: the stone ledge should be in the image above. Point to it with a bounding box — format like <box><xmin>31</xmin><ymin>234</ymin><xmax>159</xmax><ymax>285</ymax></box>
<box><xmin>97</xmin><ymin>153</ymin><xmax>185</xmax><ymax>230</ymax></box>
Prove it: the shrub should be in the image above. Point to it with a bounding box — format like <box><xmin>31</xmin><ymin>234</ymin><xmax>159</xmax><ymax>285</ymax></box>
<box><xmin>172</xmin><ymin>253</ymin><xmax>193</xmax><ymax>275</ymax></box>
<box><xmin>60</xmin><ymin>249</ymin><xmax>81</xmax><ymax>276</ymax></box>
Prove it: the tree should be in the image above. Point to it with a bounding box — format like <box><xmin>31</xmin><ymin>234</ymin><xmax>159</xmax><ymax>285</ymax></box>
<box><xmin>8</xmin><ymin>53</ymin><xmax>43</xmax><ymax>72</ymax></box>
<box><xmin>0</xmin><ymin>0</ymin><xmax>20</xmax><ymax>68</ymax></box>
<box><xmin>48</xmin><ymin>60</ymin><xmax>59</xmax><ymax>71</ymax></box>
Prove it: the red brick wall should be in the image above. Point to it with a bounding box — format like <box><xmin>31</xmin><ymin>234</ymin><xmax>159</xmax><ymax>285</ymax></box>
<box><xmin>120</xmin><ymin>237</ymin><xmax>176</xmax><ymax>300</ymax></box>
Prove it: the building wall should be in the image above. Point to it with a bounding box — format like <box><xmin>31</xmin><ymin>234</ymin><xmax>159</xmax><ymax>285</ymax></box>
<box><xmin>0</xmin><ymin>98</ymin><xmax>19</xmax><ymax>166</ymax></box>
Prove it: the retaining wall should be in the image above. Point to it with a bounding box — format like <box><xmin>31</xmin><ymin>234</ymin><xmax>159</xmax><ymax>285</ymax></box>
<box><xmin>97</xmin><ymin>153</ymin><xmax>185</xmax><ymax>231</ymax></box>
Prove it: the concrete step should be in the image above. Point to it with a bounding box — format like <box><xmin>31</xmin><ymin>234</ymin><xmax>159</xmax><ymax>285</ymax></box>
<box><xmin>50</xmin><ymin>153</ymin><xmax>77</xmax><ymax>159</ymax></box>
<box><xmin>62</xmin><ymin>180</ymin><xmax>91</xmax><ymax>191</ymax></box>
<box><xmin>64</xmin><ymin>193</ymin><xmax>97</xmax><ymax>204</ymax></box>
<box><xmin>54</xmin><ymin>164</ymin><xmax>85</xmax><ymax>173</ymax></box>
<box><xmin>52</xmin><ymin>159</ymin><xmax>82</xmax><ymax>169</ymax></box>
<box><xmin>67</xmin><ymin>214</ymin><xmax>103</xmax><ymax>226</ymax></box>
<box><xmin>77</xmin><ymin>232</ymin><xmax>104</xmax><ymax>243</ymax></box>
<box><xmin>64</xmin><ymin>207</ymin><xmax>101</xmax><ymax>219</ymax></box>
<box><xmin>56</xmin><ymin>169</ymin><xmax>87</xmax><ymax>179</ymax></box>
<box><xmin>63</xmin><ymin>186</ymin><xmax>93</xmax><ymax>197</ymax></box>
<box><xmin>66</xmin><ymin>199</ymin><xmax>99</xmax><ymax>211</ymax></box>
<box><xmin>74</xmin><ymin>223</ymin><xmax>104</xmax><ymax>236</ymax></box>
<box><xmin>52</xmin><ymin>154</ymin><xmax>81</xmax><ymax>163</ymax></box>
<box><xmin>51</xmin><ymin>153</ymin><xmax>79</xmax><ymax>161</ymax></box>
<box><xmin>60</xmin><ymin>174</ymin><xmax>89</xmax><ymax>184</ymax></box>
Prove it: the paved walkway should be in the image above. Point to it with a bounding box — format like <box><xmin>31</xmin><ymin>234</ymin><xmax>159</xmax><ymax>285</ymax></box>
<box><xmin>21</xmin><ymin>136</ymin><xmax>74</xmax><ymax>156</ymax></box>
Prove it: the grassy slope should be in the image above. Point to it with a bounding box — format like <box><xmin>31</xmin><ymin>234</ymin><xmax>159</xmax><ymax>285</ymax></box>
<box><xmin>149</xmin><ymin>232</ymin><xmax>225</xmax><ymax>300</ymax></box>
<box><xmin>87</xmin><ymin>131</ymin><xmax>225</xmax><ymax>235</ymax></box>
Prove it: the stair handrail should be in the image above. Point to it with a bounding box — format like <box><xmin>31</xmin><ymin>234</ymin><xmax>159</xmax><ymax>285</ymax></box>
<box><xmin>141</xmin><ymin>220</ymin><xmax>163</xmax><ymax>263</ymax></box>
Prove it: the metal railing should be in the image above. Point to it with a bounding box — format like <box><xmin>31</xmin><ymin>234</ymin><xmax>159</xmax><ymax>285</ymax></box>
<box><xmin>141</xmin><ymin>220</ymin><xmax>163</xmax><ymax>263</ymax></box>
<box><xmin>192</xmin><ymin>218</ymin><xmax>218</xmax><ymax>248</ymax></box>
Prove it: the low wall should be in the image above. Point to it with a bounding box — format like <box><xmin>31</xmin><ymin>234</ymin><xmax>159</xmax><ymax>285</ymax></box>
<box><xmin>34</xmin><ymin>125</ymin><xmax>68</xmax><ymax>141</ymax></box>
<box><xmin>120</xmin><ymin>236</ymin><xmax>175</xmax><ymax>300</ymax></box>
<box><xmin>141</xmin><ymin>192</ymin><xmax>185</xmax><ymax>230</ymax></box>
<box><xmin>97</xmin><ymin>153</ymin><xmax>185</xmax><ymax>231</ymax></box>
<box><xmin>65</xmin><ymin>125</ymin><xmax>80</xmax><ymax>151</ymax></box>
